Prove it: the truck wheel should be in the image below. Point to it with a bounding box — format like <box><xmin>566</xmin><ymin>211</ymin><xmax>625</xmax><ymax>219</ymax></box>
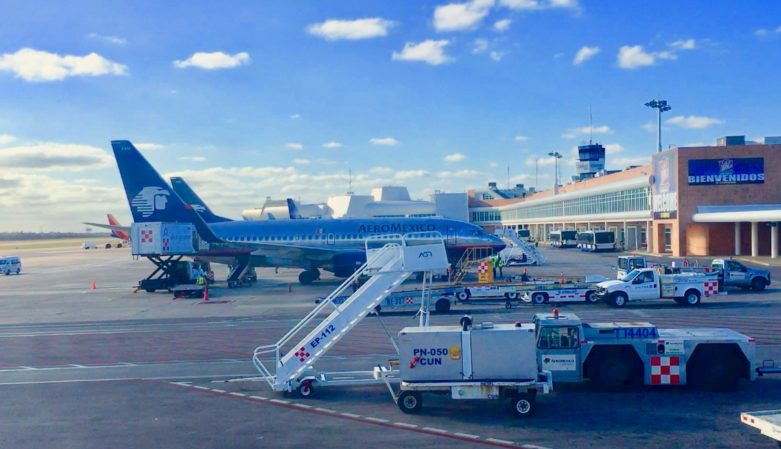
<box><xmin>145</xmin><ymin>288</ymin><xmax>155</xmax><ymax>293</ymax></box>
<box><xmin>596</xmin><ymin>357</ymin><xmax>631</xmax><ymax>387</ymax></box>
<box><xmin>531</xmin><ymin>292</ymin><xmax>547</xmax><ymax>305</ymax></box>
<box><xmin>673</xmin><ymin>297</ymin><xmax>686</xmax><ymax>305</ymax></box>
<box><xmin>397</xmin><ymin>391</ymin><xmax>422</xmax><ymax>414</ymax></box>
<box><xmin>511</xmin><ymin>392</ymin><xmax>536</xmax><ymax>418</ymax></box>
<box><xmin>610</xmin><ymin>292</ymin><xmax>628</xmax><ymax>308</ymax></box>
<box><xmin>584</xmin><ymin>290</ymin><xmax>598</xmax><ymax>304</ymax></box>
<box><xmin>298</xmin><ymin>381</ymin><xmax>315</xmax><ymax>398</ymax></box>
<box><xmin>505</xmin><ymin>292</ymin><xmax>520</xmax><ymax>300</ymax></box>
<box><xmin>435</xmin><ymin>298</ymin><xmax>451</xmax><ymax>313</ymax></box>
<box><xmin>684</xmin><ymin>290</ymin><xmax>701</xmax><ymax>306</ymax></box>
<box><xmin>455</xmin><ymin>290</ymin><xmax>470</xmax><ymax>301</ymax></box>
<box><xmin>751</xmin><ymin>277</ymin><xmax>767</xmax><ymax>291</ymax></box>
<box><xmin>690</xmin><ymin>357</ymin><xmax>740</xmax><ymax>391</ymax></box>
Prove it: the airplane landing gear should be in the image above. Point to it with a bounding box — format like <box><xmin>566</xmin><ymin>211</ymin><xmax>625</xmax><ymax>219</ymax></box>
<box><xmin>298</xmin><ymin>269</ymin><xmax>320</xmax><ymax>285</ymax></box>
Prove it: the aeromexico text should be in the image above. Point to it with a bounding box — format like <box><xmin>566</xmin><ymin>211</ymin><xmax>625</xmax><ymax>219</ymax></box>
<box><xmin>357</xmin><ymin>223</ymin><xmax>437</xmax><ymax>233</ymax></box>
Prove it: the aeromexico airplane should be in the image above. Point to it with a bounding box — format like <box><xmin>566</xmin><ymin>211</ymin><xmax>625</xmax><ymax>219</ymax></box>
<box><xmin>112</xmin><ymin>140</ymin><xmax>505</xmax><ymax>284</ymax></box>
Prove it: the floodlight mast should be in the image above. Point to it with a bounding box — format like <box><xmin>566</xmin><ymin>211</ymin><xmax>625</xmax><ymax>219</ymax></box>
<box><xmin>547</xmin><ymin>151</ymin><xmax>562</xmax><ymax>189</ymax></box>
<box><xmin>645</xmin><ymin>99</ymin><xmax>672</xmax><ymax>152</ymax></box>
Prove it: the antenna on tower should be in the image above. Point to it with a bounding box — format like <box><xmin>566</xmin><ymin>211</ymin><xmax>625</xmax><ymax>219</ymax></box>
<box><xmin>347</xmin><ymin>168</ymin><xmax>353</xmax><ymax>195</ymax></box>
<box><xmin>589</xmin><ymin>104</ymin><xmax>593</xmax><ymax>145</ymax></box>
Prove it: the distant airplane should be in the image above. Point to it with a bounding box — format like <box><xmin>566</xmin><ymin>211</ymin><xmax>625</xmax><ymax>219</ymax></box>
<box><xmin>83</xmin><ymin>214</ymin><xmax>130</xmax><ymax>241</ymax></box>
<box><xmin>112</xmin><ymin>140</ymin><xmax>505</xmax><ymax>284</ymax></box>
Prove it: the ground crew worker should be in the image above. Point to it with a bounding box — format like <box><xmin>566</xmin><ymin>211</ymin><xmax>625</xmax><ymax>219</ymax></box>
<box><xmin>491</xmin><ymin>254</ymin><xmax>498</xmax><ymax>278</ymax></box>
<box><xmin>352</xmin><ymin>276</ymin><xmax>360</xmax><ymax>293</ymax></box>
<box><xmin>521</xmin><ymin>268</ymin><xmax>530</xmax><ymax>282</ymax></box>
<box><xmin>496</xmin><ymin>255</ymin><xmax>505</xmax><ymax>279</ymax></box>
<box><xmin>196</xmin><ymin>274</ymin><xmax>206</xmax><ymax>286</ymax></box>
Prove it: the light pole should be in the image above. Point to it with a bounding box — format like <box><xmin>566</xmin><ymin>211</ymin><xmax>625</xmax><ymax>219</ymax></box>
<box><xmin>645</xmin><ymin>99</ymin><xmax>671</xmax><ymax>152</ymax></box>
<box><xmin>547</xmin><ymin>151</ymin><xmax>562</xmax><ymax>189</ymax></box>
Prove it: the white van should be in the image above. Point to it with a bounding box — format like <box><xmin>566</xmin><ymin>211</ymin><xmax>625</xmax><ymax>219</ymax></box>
<box><xmin>0</xmin><ymin>256</ymin><xmax>21</xmax><ymax>275</ymax></box>
<box><xmin>81</xmin><ymin>242</ymin><xmax>97</xmax><ymax>250</ymax></box>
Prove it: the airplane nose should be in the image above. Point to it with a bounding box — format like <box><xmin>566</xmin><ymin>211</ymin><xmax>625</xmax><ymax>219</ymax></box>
<box><xmin>488</xmin><ymin>234</ymin><xmax>506</xmax><ymax>251</ymax></box>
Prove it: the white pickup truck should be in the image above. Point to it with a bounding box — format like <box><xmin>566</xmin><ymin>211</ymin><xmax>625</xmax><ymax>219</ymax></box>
<box><xmin>596</xmin><ymin>268</ymin><xmax>720</xmax><ymax>307</ymax></box>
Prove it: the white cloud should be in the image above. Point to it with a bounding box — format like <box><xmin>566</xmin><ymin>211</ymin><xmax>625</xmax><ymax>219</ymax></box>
<box><xmin>525</xmin><ymin>156</ymin><xmax>557</xmax><ymax>167</ymax></box>
<box><xmin>369</xmin><ymin>137</ymin><xmax>399</xmax><ymax>146</ymax></box>
<box><xmin>370</xmin><ymin>166</ymin><xmax>394</xmax><ymax>175</ymax></box>
<box><xmin>573</xmin><ymin>46</ymin><xmax>599</xmax><ymax>65</ymax></box>
<box><xmin>307</xmin><ymin>18</ymin><xmax>394</xmax><ymax>40</ymax></box>
<box><xmin>670</xmin><ymin>39</ymin><xmax>696</xmax><ymax>50</ymax></box>
<box><xmin>617</xmin><ymin>39</ymin><xmax>697</xmax><ymax>70</ymax></box>
<box><xmin>434</xmin><ymin>0</ymin><xmax>494</xmax><ymax>32</ymax></box>
<box><xmin>86</xmin><ymin>33</ymin><xmax>126</xmax><ymax>45</ymax></box>
<box><xmin>286</xmin><ymin>143</ymin><xmax>304</xmax><ymax>150</ymax></box>
<box><xmin>754</xmin><ymin>26</ymin><xmax>781</xmax><ymax>37</ymax></box>
<box><xmin>472</xmin><ymin>38</ymin><xmax>489</xmax><ymax>54</ymax></box>
<box><xmin>493</xmin><ymin>19</ymin><xmax>512</xmax><ymax>31</ymax></box>
<box><xmin>174</xmin><ymin>51</ymin><xmax>250</xmax><ymax>70</ymax></box>
<box><xmin>489</xmin><ymin>51</ymin><xmax>505</xmax><ymax>61</ymax></box>
<box><xmin>499</xmin><ymin>0</ymin><xmax>578</xmax><ymax>10</ymax></box>
<box><xmin>135</xmin><ymin>143</ymin><xmax>165</xmax><ymax>151</ymax></box>
<box><xmin>392</xmin><ymin>40</ymin><xmax>452</xmax><ymax>65</ymax></box>
<box><xmin>0</xmin><ymin>134</ymin><xmax>16</xmax><ymax>146</ymax></box>
<box><xmin>178</xmin><ymin>156</ymin><xmax>206</xmax><ymax>162</ymax></box>
<box><xmin>616</xmin><ymin>45</ymin><xmax>656</xmax><ymax>69</ymax></box>
<box><xmin>514</xmin><ymin>135</ymin><xmax>528</xmax><ymax>143</ymax></box>
<box><xmin>642</xmin><ymin>121</ymin><xmax>657</xmax><ymax>133</ymax></box>
<box><xmin>290</xmin><ymin>113</ymin><xmax>301</xmax><ymax>119</ymax></box>
<box><xmin>323</xmin><ymin>141</ymin><xmax>343</xmax><ymax>149</ymax></box>
<box><xmin>604</xmin><ymin>143</ymin><xmax>624</xmax><ymax>154</ymax></box>
<box><xmin>0</xmin><ymin>48</ymin><xmax>127</xmax><ymax>82</ymax></box>
<box><xmin>436</xmin><ymin>169</ymin><xmax>483</xmax><ymax>178</ymax></box>
<box><xmin>562</xmin><ymin>125</ymin><xmax>612</xmax><ymax>139</ymax></box>
<box><xmin>394</xmin><ymin>170</ymin><xmax>430</xmax><ymax>180</ymax></box>
<box><xmin>444</xmin><ymin>152</ymin><xmax>467</xmax><ymax>162</ymax></box>
<box><xmin>0</xmin><ymin>142</ymin><xmax>113</xmax><ymax>171</ymax></box>
<box><xmin>292</xmin><ymin>158</ymin><xmax>311</xmax><ymax>165</ymax></box>
<box><xmin>612</xmin><ymin>156</ymin><xmax>650</xmax><ymax>167</ymax></box>
<box><xmin>665</xmin><ymin>115</ymin><xmax>724</xmax><ymax>129</ymax></box>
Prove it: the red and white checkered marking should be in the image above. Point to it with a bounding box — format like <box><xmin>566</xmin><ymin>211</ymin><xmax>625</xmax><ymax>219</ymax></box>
<box><xmin>162</xmin><ymin>238</ymin><xmax>170</xmax><ymax>251</ymax></box>
<box><xmin>294</xmin><ymin>347</ymin><xmax>310</xmax><ymax>362</ymax></box>
<box><xmin>704</xmin><ymin>281</ymin><xmax>719</xmax><ymax>297</ymax></box>
<box><xmin>477</xmin><ymin>261</ymin><xmax>488</xmax><ymax>274</ymax></box>
<box><xmin>140</xmin><ymin>230</ymin><xmax>153</xmax><ymax>243</ymax></box>
<box><xmin>405</xmin><ymin>297</ymin><xmax>414</xmax><ymax>305</ymax></box>
<box><xmin>650</xmin><ymin>356</ymin><xmax>680</xmax><ymax>385</ymax></box>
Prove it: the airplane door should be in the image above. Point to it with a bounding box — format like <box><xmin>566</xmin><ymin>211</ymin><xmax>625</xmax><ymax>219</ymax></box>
<box><xmin>446</xmin><ymin>227</ymin><xmax>456</xmax><ymax>245</ymax></box>
<box><xmin>327</xmin><ymin>233</ymin><xmax>335</xmax><ymax>245</ymax></box>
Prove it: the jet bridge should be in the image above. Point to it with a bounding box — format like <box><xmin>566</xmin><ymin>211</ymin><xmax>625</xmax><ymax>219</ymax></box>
<box><xmin>252</xmin><ymin>232</ymin><xmax>449</xmax><ymax>394</ymax></box>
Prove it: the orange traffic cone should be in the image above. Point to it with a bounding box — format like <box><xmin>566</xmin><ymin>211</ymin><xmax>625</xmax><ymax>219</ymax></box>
<box><xmin>91</xmin><ymin>281</ymin><xmax>97</xmax><ymax>290</ymax></box>
<box><xmin>203</xmin><ymin>284</ymin><xmax>209</xmax><ymax>302</ymax></box>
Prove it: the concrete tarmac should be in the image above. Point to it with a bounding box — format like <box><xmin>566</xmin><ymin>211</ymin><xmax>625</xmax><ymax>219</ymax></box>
<box><xmin>1</xmin><ymin>244</ymin><xmax>780</xmax><ymax>448</ymax></box>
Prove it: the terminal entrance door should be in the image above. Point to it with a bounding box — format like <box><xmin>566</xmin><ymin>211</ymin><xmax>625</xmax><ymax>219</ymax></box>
<box><xmin>626</xmin><ymin>226</ymin><xmax>638</xmax><ymax>250</ymax></box>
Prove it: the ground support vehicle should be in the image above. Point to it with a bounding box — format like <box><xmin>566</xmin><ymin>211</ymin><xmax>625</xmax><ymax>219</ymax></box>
<box><xmin>597</xmin><ymin>268</ymin><xmax>720</xmax><ymax>307</ymax></box>
<box><xmin>534</xmin><ymin>311</ymin><xmax>757</xmax><ymax>391</ymax></box>
<box><xmin>383</xmin><ymin>319</ymin><xmax>552</xmax><ymax>417</ymax></box>
<box><xmin>577</xmin><ymin>230</ymin><xmax>617</xmax><ymax>252</ymax></box>
<box><xmin>171</xmin><ymin>284</ymin><xmax>205</xmax><ymax>299</ymax></box>
<box><xmin>740</xmin><ymin>410</ymin><xmax>781</xmax><ymax>446</ymax></box>
<box><xmin>138</xmin><ymin>259</ymin><xmax>202</xmax><ymax>293</ymax></box>
<box><xmin>517</xmin><ymin>282</ymin><xmax>601</xmax><ymax>306</ymax></box>
<box><xmin>252</xmin><ymin>233</ymin><xmax>450</xmax><ymax>397</ymax></box>
<box><xmin>711</xmin><ymin>258</ymin><xmax>771</xmax><ymax>291</ymax></box>
<box><xmin>549</xmin><ymin>230</ymin><xmax>578</xmax><ymax>248</ymax></box>
<box><xmin>0</xmin><ymin>256</ymin><xmax>21</xmax><ymax>275</ymax></box>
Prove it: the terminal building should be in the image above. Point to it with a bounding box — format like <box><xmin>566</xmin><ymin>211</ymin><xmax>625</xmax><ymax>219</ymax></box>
<box><xmin>469</xmin><ymin>136</ymin><xmax>781</xmax><ymax>258</ymax></box>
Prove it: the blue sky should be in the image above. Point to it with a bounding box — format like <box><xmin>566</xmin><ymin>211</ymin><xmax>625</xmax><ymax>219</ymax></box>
<box><xmin>0</xmin><ymin>0</ymin><xmax>779</xmax><ymax>231</ymax></box>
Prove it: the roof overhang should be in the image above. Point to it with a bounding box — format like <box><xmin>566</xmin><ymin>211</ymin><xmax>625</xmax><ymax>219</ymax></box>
<box><xmin>692</xmin><ymin>204</ymin><xmax>781</xmax><ymax>222</ymax></box>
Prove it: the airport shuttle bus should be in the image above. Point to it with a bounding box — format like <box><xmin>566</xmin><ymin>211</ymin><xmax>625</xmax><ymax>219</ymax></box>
<box><xmin>578</xmin><ymin>230</ymin><xmax>616</xmax><ymax>252</ymax></box>
<box><xmin>549</xmin><ymin>230</ymin><xmax>577</xmax><ymax>248</ymax></box>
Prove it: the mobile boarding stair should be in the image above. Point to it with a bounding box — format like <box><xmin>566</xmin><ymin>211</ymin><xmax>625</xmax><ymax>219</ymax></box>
<box><xmin>251</xmin><ymin>232</ymin><xmax>450</xmax><ymax>396</ymax></box>
<box><xmin>495</xmin><ymin>227</ymin><xmax>544</xmax><ymax>266</ymax></box>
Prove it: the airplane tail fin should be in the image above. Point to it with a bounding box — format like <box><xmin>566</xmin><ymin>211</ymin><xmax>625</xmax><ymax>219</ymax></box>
<box><xmin>287</xmin><ymin>198</ymin><xmax>302</xmax><ymax>219</ymax></box>
<box><xmin>170</xmin><ymin>176</ymin><xmax>232</xmax><ymax>223</ymax></box>
<box><xmin>107</xmin><ymin>214</ymin><xmax>129</xmax><ymax>240</ymax></box>
<box><xmin>111</xmin><ymin>140</ymin><xmax>223</xmax><ymax>244</ymax></box>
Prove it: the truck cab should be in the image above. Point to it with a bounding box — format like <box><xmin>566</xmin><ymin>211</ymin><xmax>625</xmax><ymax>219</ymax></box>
<box><xmin>711</xmin><ymin>258</ymin><xmax>770</xmax><ymax>291</ymax></box>
<box><xmin>0</xmin><ymin>256</ymin><xmax>21</xmax><ymax>275</ymax></box>
<box><xmin>617</xmin><ymin>255</ymin><xmax>647</xmax><ymax>279</ymax></box>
